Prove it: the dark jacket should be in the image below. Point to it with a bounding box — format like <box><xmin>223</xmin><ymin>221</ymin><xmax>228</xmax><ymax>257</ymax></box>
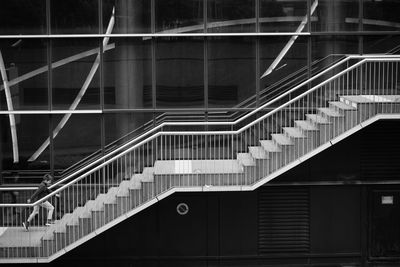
<box><xmin>30</xmin><ymin>181</ymin><xmax>52</xmax><ymax>202</ymax></box>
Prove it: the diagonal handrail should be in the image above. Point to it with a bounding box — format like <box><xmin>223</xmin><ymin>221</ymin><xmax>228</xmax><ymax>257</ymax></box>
<box><xmin>1</xmin><ymin>53</ymin><xmax>398</xmax><ymax>208</ymax></box>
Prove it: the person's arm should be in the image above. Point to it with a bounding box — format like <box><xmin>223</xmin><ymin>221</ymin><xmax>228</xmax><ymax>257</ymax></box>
<box><xmin>28</xmin><ymin>184</ymin><xmax>45</xmax><ymax>203</ymax></box>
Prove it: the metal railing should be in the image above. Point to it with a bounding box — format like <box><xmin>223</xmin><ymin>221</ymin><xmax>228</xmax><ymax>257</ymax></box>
<box><xmin>1</xmin><ymin>54</ymin><xmax>400</xmax><ymax>261</ymax></box>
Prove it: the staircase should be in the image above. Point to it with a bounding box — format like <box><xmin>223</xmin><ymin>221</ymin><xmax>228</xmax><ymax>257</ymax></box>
<box><xmin>1</xmin><ymin>55</ymin><xmax>400</xmax><ymax>263</ymax></box>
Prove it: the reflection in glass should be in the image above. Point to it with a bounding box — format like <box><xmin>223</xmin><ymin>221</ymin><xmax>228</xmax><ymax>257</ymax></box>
<box><xmin>0</xmin><ymin>0</ymin><xmax>46</xmax><ymax>35</ymax></box>
<box><xmin>208</xmin><ymin>0</ymin><xmax>255</xmax><ymax>33</ymax></box>
<box><xmin>260</xmin><ymin>36</ymin><xmax>307</xmax><ymax>105</ymax></box>
<box><xmin>104</xmin><ymin>0</ymin><xmax>151</xmax><ymax>34</ymax></box>
<box><xmin>104</xmin><ymin>38</ymin><xmax>152</xmax><ymax>109</ymax></box>
<box><xmin>104</xmin><ymin>112</ymin><xmax>154</xmax><ymax>146</ymax></box>
<box><xmin>0</xmin><ymin>115</ymin><xmax>50</xmax><ymax>183</ymax></box>
<box><xmin>155</xmin><ymin>0</ymin><xmax>204</xmax><ymax>33</ymax></box>
<box><xmin>156</xmin><ymin>37</ymin><xmax>204</xmax><ymax>108</ymax></box>
<box><xmin>364</xmin><ymin>0</ymin><xmax>400</xmax><ymax>32</ymax></box>
<box><xmin>208</xmin><ymin>37</ymin><xmax>255</xmax><ymax>108</ymax></box>
<box><xmin>311</xmin><ymin>35</ymin><xmax>358</xmax><ymax>88</ymax></box>
<box><xmin>363</xmin><ymin>36</ymin><xmax>400</xmax><ymax>55</ymax></box>
<box><xmin>51</xmin><ymin>0</ymin><xmax>99</xmax><ymax>34</ymax></box>
<box><xmin>0</xmin><ymin>39</ymin><xmax>48</xmax><ymax>110</ymax></box>
<box><xmin>53</xmin><ymin>114</ymin><xmax>101</xmax><ymax>170</ymax></box>
<box><xmin>312</xmin><ymin>0</ymin><xmax>359</xmax><ymax>32</ymax></box>
<box><xmin>260</xmin><ymin>0</ymin><xmax>307</xmax><ymax>32</ymax></box>
<box><xmin>52</xmin><ymin>39</ymin><xmax>101</xmax><ymax>110</ymax></box>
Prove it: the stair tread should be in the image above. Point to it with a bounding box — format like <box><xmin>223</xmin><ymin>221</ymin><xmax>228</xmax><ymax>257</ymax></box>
<box><xmin>306</xmin><ymin>114</ymin><xmax>331</xmax><ymax>124</ymax></box>
<box><xmin>329</xmin><ymin>101</ymin><xmax>356</xmax><ymax>110</ymax></box>
<box><xmin>249</xmin><ymin>146</ymin><xmax>269</xmax><ymax>159</ymax></box>
<box><xmin>318</xmin><ymin>107</ymin><xmax>343</xmax><ymax>117</ymax></box>
<box><xmin>295</xmin><ymin>120</ymin><xmax>318</xmax><ymax>131</ymax></box>
<box><xmin>271</xmin><ymin>134</ymin><xmax>293</xmax><ymax>145</ymax></box>
<box><xmin>154</xmin><ymin>159</ymin><xmax>243</xmax><ymax>174</ymax></box>
<box><xmin>283</xmin><ymin>127</ymin><xmax>305</xmax><ymax>138</ymax></box>
<box><xmin>237</xmin><ymin>153</ymin><xmax>256</xmax><ymax>166</ymax></box>
<box><xmin>260</xmin><ymin>140</ymin><xmax>281</xmax><ymax>152</ymax></box>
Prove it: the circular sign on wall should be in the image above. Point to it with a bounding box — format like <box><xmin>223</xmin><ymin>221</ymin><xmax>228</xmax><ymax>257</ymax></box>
<box><xmin>176</xmin><ymin>203</ymin><xmax>189</xmax><ymax>215</ymax></box>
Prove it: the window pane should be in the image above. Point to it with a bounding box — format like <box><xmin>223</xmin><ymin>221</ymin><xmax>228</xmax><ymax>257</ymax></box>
<box><xmin>53</xmin><ymin>114</ymin><xmax>101</xmax><ymax>171</ymax></box>
<box><xmin>208</xmin><ymin>0</ymin><xmax>255</xmax><ymax>33</ymax></box>
<box><xmin>260</xmin><ymin>0</ymin><xmax>307</xmax><ymax>32</ymax></box>
<box><xmin>0</xmin><ymin>0</ymin><xmax>46</xmax><ymax>35</ymax></box>
<box><xmin>104</xmin><ymin>112</ymin><xmax>154</xmax><ymax>146</ymax></box>
<box><xmin>51</xmin><ymin>0</ymin><xmax>99</xmax><ymax>34</ymax></box>
<box><xmin>155</xmin><ymin>0</ymin><xmax>204</xmax><ymax>33</ymax></box>
<box><xmin>208</xmin><ymin>37</ymin><xmax>255</xmax><ymax>108</ymax></box>
<box><xmin>0</xmin><ymin>39</ymin><xmax>48</xmax><ymax>110</ymax></box>
<box><xmin>311</xmin><ymin>35</ymin><xmax>359</xmax><ymax>87</ymax></box>
<box><xmin>104</xmin><ymin>38</ymin><xmax>152</xmax><ymax>109</ymax></box>
<box><xmin>312</xmin><ymin>0</ymin><xmax>359</xmax><ymax>32</ymax></box>
<box><xmin>104</xmin><ymin>0</ymin><xmax>151</xmax><ymax>34</ymax></box>
<box><xmin>364</xmin><ymin>35</ymin><xmax>400</xmax><ymax>55</ymax></box>
<box><xmin>0</xmin><ymin>115</ymin><xmax>50</xmax><ymax>184</ymax></box>
<box><xmin>260</xmin><ymin>36</ymin><xmax>308</xmax><ymax>105</ymax></box>
<box><xmin>156</xmin><ymin>37</ymin><xmax>204</xmax><ymax>109</ymax></box>
<box><xmin>364</xmin><ymin>0</ymin><xmax>400</xmax><ymax>32</ymax></box>
<box><xmin>52</xmin><ymin>39</ymin><xmax>101</xmax><ymax>110</ymax></box>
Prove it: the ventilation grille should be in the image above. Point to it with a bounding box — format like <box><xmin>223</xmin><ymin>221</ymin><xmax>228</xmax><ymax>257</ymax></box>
<box><xmin>258</xmin><ymin>187</ymin><xmax>310</xmax><ymax>254</ymax></box>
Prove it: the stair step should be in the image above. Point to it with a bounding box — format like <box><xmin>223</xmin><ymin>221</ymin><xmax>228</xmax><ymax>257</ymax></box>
<box><xmin>306</xmin><ymin>114</ymin><xmax>331</xmax><ymax>124</ymax></box>
<box><xmin>318</xmin><ymin>107</ymin><xmax>343</xmax><ymax>117</ymax></box>
<box><xmin>283</xmin><ymin>127</ymin><xmax>305</xmax><ymax>138</ymax></box>
<box><xmin>271</xmin><ymin>134</ymin><xmax>293</xmax><ymax>145</ymax></box>
<box><xmin>237</xmin><ymin>153</ymin><xmax>256</xmax><ymax>166</ymax></box>
<box><xmin>329</xmin><ymin>101</ymin><xmax>356</xmax><ymax>111</ymax></box>
<box><xmin>248</xmin><ymin>146</ymin><xmax>269</xmax><ymax>159</ymax></box>
<box><xmin>294</xmin><ymin>120</ymin><xmax>318</xmax><ymax>131</ymax></box>
<box><xmin>260</xmin><ymin>140</ymin><xmax>281</xmax><ymax>152</ymax></box>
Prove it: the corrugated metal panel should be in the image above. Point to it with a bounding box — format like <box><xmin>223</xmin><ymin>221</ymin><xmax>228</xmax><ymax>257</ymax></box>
<box><xmin>258</xmin><ymin>187</ymin><xmax>310</xmax><ymax>254</ymax></box>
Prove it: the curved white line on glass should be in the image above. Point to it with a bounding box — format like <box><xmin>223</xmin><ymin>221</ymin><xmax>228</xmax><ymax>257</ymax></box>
<box><xmin>0</xmin><ymin>51</ymin><xmax>19</xmax><ymax>163</ymax></box>
<box><xmin>0</xmin><ymin>44</ymin><xmax>115</xmax><ymax>92</ymax></box>
<box><xmin>28</xmin><ymin>7</ymin><xmax>115</xmax><ymax>162</ymax></box>
<box><xmin>261</xmin><ymin>0</ymin><xmax>318</xmax><ymax>79</ymax></box>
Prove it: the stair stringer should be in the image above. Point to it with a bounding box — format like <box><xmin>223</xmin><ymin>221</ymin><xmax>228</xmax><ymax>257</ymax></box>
<box><xmin>3</xmin><ymin>114</ymin><xmax>400</xmax><ymax>264</ymax></box>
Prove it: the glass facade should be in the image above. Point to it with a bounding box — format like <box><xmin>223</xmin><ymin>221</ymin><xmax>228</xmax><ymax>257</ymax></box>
<box><xmin>0</xmin><ymin>0</ymin><xmax>399</xmax><ymax>184</ymax></box>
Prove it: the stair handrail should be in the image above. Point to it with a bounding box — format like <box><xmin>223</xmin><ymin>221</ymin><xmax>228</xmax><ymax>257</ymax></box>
<box><xmin>57</xmin><ymin>53</ymin><xmax>344</xmax><ymax>178</ymax></box>
<box><xmin>1</xmin><ymin>53</ymin><xmax>398</xmax><ymax>208</ymax></box>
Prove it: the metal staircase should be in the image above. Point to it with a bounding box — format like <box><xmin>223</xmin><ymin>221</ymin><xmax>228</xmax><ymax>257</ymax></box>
<box><xmin>1</xmin><ymin>54</ymin><xmax>400</xmax><ymax>263</ymax></box>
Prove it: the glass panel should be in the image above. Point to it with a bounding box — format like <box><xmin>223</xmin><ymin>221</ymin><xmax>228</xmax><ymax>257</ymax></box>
<box><xmin>103</xmin><ymin>0</ymin><xmax>151</xmax><ymax>34</ymax></box>
<box><xmin>0</xmin><ymin>39</ymin><xmax>48</xmax><ymax>110</ymax></box>
<box><xmin>156</xmin><ymin>37</ymin><xmax>204</xmax><ymax>109</ymax></box>
<box><xmin>259</xmin><ymin>36</ymin><xmax>308</xmax><ymax>106</ymax></box>
<box><xmin>104</xmin><ymin>38</ymin><xmax>152</xmax><ymax>109</ymax></box>
<box><xmin>0</xmin><ymin>0</ymin><xmax>46</xmax><ymax>35</ymax></box>
<box><xmin>104</xmin><ymin>112</ymin><xmax>154</xmax><ymax>146</ymax></box>
<box><xmin>53</xmin><ymin>114</ymin><xmax>101</xmax><ymax>171</ymax></box>
<box><xmin>208</xmin><ymin>37</ymin><xmax>255</xmax><ymax>108</ymax></box>
<box><xmin>155</xmin><ymin>0</ymin><xmax>204</xmax><ymax>33</ymax></box>
<box><xmin>208</xmin><ymin>0</ymin><xmax>255</xmax><ymax>33</ymax></box>
<box><xmin>364</xmin><ymin>0</ymin><xmax>400</xmax><ymax>32</ymax></box>
<box><xmin>312</xmin><ymin>0</ymin><xmax>359</xmax><ymax>32</ymax></box>
<box><xmin>260</xmin><ymin>0</ymin><xmax>307</xmax><ymax>32</ymax></box>
<box><xmin>364</xmin><ymin>35</ymin><xmax>400</xmax><ymax>55</ymax></box>
<box><xmin>0</xmin><ymin>115</ymin><xmax>50</xmax><ymax>185</ymax></box>
<box><xmin>311</xmin><ymin>35</ymin><xmax>359</xmax><ymax>88</ymax></box>
<box><xmin>52</xmin><ymin>39</ymin><xmax>101</xmax><ymax>110</ymax></box>
<box><xmin>51</xmin><ymin>0</ymin><xmax>99</xmax><ymax>34</ymax></box>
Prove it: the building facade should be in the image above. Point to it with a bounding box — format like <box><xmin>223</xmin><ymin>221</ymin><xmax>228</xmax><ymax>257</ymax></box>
<box><xmin>1</xmin><ymin>0</ymin><xmax>400</xmax><ymax>266</ymax></box>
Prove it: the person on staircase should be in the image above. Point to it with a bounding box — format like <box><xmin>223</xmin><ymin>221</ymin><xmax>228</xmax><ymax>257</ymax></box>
<box><xmin>22</xmin><ymin>174</ymin><xmax>58</xmax><ymax>231</ymax></box>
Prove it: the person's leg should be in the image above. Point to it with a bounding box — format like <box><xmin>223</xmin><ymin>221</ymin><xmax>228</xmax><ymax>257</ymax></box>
<box><xmin>27</xmin><ymin>205</ymin><xmax>39</xmax><ymax>223</ymax></box>
<box><xmin>41</xmin><ymin>201</ymin><xmax>54</xmax><ymax>222</ymax></box>
<box><xmin>23</xmin><ymin>205</ymin><xmax>39</xmax><ymax>230</ymax></box>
